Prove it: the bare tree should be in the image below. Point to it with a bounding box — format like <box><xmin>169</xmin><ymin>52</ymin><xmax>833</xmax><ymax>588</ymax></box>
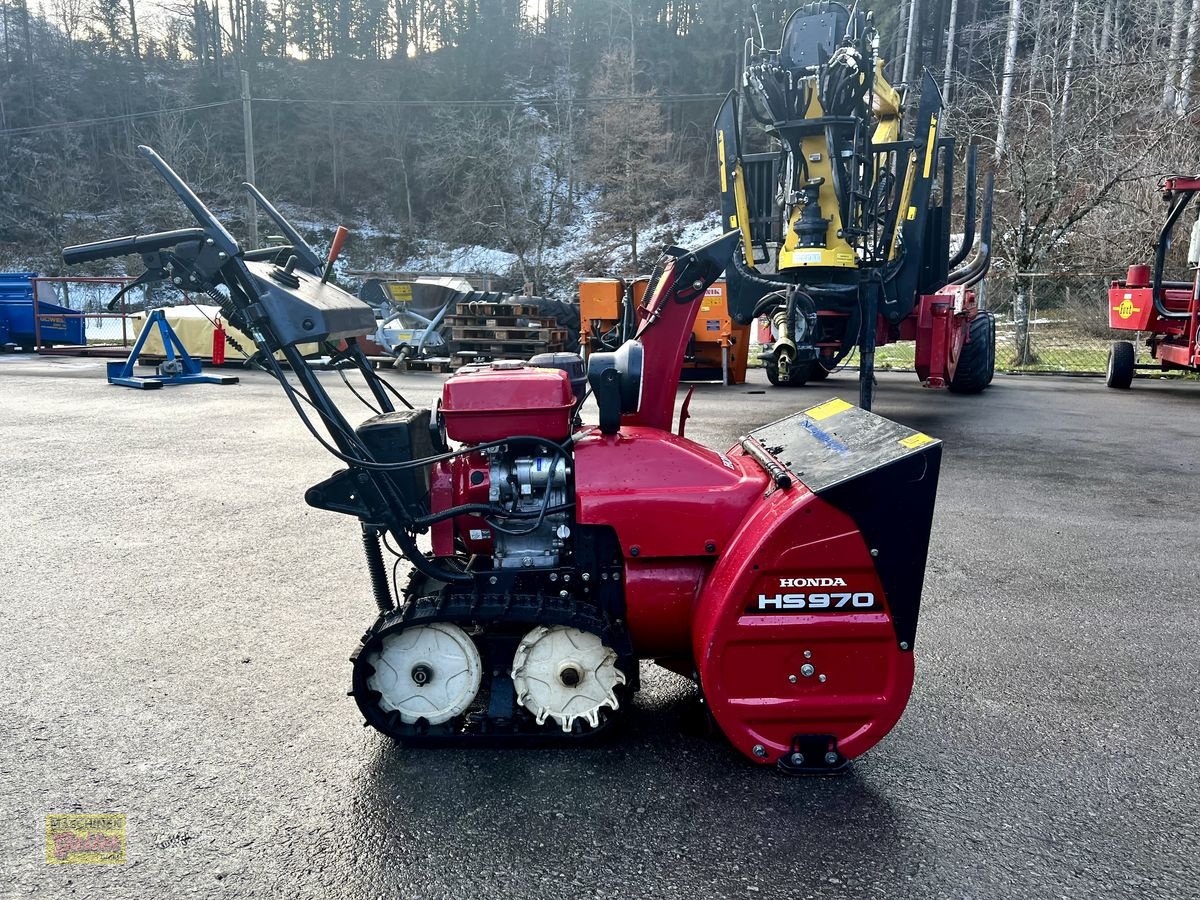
<box><xmin>943</xmin><ymin>0</ymin><xmax>961</xmax><ymax>100</ymax></box>
<box><xmin>995</xmin><ymin>0</ymin><xmax>1022</xmax><ymax>161</ymax></box>
<box><xmin>1177</xmin><ymin>0</ymin><xmax>1200</xmax><ymax>110</ymax></box>
<box><xmin>1165</xmin><ymin>0</ymin><xmax>1190</xmax><ymax>106</ymax></box>
<box><xmin>1060</xmin><ymin>0</ymin><xmax>1080</xmax><ymax>113</ymax></box>
<box><xmin>902</xmin><ymin>0</ymin><xmax>922</xmax><ymax>84</ymax></box>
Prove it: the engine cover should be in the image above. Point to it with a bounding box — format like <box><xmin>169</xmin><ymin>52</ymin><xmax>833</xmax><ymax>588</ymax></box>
<box><xmin>441</xmin><ymin>362</ymin><xmax>575</xmax><ymax>444</ymax></box>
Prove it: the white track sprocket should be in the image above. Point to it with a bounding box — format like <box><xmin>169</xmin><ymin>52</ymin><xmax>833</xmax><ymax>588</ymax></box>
<box><xmin>365</xmin><ymin>623</ymin><xmax>482</xmax><ymax>725</ymax></box>
<box><xmin>511</xmin><ymin>625</ymin><xmax>626</xmax><ymax>732</ymax></box>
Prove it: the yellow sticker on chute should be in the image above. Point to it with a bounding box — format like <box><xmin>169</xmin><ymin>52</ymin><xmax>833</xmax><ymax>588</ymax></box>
<box><xmin>899</xmin><ymin>432</ymin><xmax>935</xmax><ymax>449</ymax></box>
<box><xmin>906</xmin><ymin>206</ymin><xmax>917</xmax><ymax>220</ymax></box>
<box><xmin>805</xmin><ymin>398</ymin><xmax>853</xmax><ymax>420</ymax></box>
<box><xmin>717</xmin><ymin>131</ymin><xmax>728</xmax><ymax>193</ymax></box>
<box><xmin>923</xmin><ymin>117</ymin><xmax>938</xmax><ymax>177</ymax></box>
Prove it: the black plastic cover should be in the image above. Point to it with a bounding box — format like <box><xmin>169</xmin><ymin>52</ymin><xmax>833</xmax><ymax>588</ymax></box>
<box><xmin>781</xmin><ymin>6</ymin><xmax>850</xmax><ymax>71</ymax></box>
<box><xmin>246</xmin><ymin>259</ymin><xmax>376</xmax><ymax>346</ymax></box>
<box><xmin>747</xmin><ymin>399</ymin><xmax>942</xmax><ymax>650</ymax></box>
<box><xmin>529</xmin><ymin>352</ymin><xmax>587</xmax><ymax>401</ymax></box>
<box><xmin>356</xmin><ymin>408</ymin><xmax>435</xmax><ymax>509</ymax></box>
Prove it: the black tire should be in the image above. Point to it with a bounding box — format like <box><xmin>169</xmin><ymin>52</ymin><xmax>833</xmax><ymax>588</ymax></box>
<box><xmin>781</xmin><ymin>355</ymin><xmax>808</xmax><ymax>386</ymax></box>
<box><xmin>808</xmin><ymin>361</ymin><xmax>831</xmax><ymax>381</ymax></box>
<box><xmin>764</xmin><ymin>350</ymin><xmax>808</xmax><ymax>386</ymax></box>
<box><xmin>1106</xmin><ymin>341</ymin><xmax>1135</xmax><ymax>389</ymax></box>
<box><xmin>521</xmin><ymin>296</ymin><xmax>581</xmax><ymax>338</ymax></box>
<box><xmin>948</xmin><ymin>311</ymin><xmax>996</xmax><ymax>394</ymax></box>
<box><xmin>985</xmin><ymin>313</ymin><xmax>997</xmax><ymax>385</ymax></box>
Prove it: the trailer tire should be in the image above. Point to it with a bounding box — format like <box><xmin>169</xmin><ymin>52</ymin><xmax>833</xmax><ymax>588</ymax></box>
<box><xmin>948</xmin><ymin>311</ymin><xmax>995</xmax><ymax>394</ymax></box>
<box><xmin>808</xmin><ymin>361</ymin><xmax>831</xmax><ymax>381</ymax></box>
<box><xmin>1106</xmin><ymin>341</ymin><xmax>1135</xmax><ymax>389</ymax></box>
<box><xmin>764</xmin><ymin>351</ymin><xmax>808</xmax><ymax>386</ymax></box>
<box><xmin>520</xmin><ymin>297</ymin><xmax>581</xmax><ymax>338</ymax></box>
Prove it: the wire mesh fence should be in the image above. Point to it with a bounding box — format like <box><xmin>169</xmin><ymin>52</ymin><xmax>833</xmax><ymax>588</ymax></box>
<box><xmin>874</xmin><ymin>272</ymin><xmax>1141</xmax><ymax>374</ymax></box>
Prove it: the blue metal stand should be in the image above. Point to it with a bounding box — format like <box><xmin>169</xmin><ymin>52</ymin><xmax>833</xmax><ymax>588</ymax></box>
<box><xmin>106</xmin><ymin>309</ymin><xmax>239</xmax><ymax>390</ymax></box>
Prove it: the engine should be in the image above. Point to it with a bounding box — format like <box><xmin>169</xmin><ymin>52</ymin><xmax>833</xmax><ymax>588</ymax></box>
<box><xmin>430</xmin><ymin>360</ymin><xmax>580</xmax><ymax>570</ymax></box>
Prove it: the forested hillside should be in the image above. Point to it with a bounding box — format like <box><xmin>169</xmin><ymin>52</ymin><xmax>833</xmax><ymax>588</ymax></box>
<box><xmin>0</xmin><ymin>0</ymin><xmax>1196</xmax><ymax>295</ymax></box>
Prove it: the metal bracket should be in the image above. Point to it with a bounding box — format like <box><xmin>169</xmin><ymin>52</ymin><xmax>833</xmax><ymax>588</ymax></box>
<box><xmin>775</xmin><ymin>734</ymin><xmax>850</xmax><ymax>775</ymax></box>
<box><xmin>305</xmin><ymin>468</ymin><xmax>374</xmax><ymax>518</ymax></box>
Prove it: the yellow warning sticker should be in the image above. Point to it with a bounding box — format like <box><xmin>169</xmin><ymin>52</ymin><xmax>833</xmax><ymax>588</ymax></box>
<box><xmin>899</xmin><ymin>432</ymin><xmax>936</xmax><ymax>449</ymax></box>
<box><xmin>387</xmin><ymin>283</ymin><xmax>413</xmax><ymax>302</ymax></box>
<box><xmin>46</xmin><ymin>814</ymin><xmax>126</xmax><ymax>865</ymax></box>
<box><xmin>805</xmin><ymin>398</ymin><xmax>853</xmax><ymax>421</ymax></box>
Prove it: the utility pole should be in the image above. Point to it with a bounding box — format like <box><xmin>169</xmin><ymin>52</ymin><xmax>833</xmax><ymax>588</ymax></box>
<box><xmin>241</xmin><ymin>69</ymin><xmax>258</xmax><ymax>250</ymax></box>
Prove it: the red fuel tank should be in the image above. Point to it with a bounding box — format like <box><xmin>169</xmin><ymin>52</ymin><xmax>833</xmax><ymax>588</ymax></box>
<box><xmin>441</xmin><ymin>362</ymin><xmax>575</xmax><ymax>443</ymax></box>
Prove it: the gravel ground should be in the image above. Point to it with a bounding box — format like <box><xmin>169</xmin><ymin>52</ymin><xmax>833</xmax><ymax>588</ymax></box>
<box><xmin>1</xmin><ymin>355</ymin><xmax>1197</xmax><ymax>900</ymax></box>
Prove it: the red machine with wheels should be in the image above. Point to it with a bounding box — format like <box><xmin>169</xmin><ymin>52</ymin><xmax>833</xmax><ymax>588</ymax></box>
<box><xmin>65</xmin><ymin>146</ymin><xmax>944</xmax><ymax>772</ymax></box>
<box><xmin>1105</xmin><ymin>175</ymin><xmax>1200</xmax><ymax>389</ymax></box>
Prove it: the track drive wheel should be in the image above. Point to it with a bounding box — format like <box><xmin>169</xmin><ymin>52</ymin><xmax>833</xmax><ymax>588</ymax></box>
<box><xmin>949</xmin><ymin>310</ymin><xmax>996</xmax><ymax>394</ymax></box>
<box><xmin>355</xmin><ymin>621</ymin><xmax>483</xmax><ymax>729</ymax></box>
<box><xmin>511</xmin><ymin>625</ymin><xmax>627</xmax><ymax>732</ymax></box>
<box><xmin>1106</xmin><ymin>341</ymin><xmax>1135</xmax><ymax>389</ymax></box>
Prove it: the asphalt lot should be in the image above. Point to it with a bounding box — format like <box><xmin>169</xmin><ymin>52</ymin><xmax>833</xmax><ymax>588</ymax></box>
<box><xmin>1</xmin><ymin>355</ymin><xmax>1198</xmax><ymax>900</ymax></box>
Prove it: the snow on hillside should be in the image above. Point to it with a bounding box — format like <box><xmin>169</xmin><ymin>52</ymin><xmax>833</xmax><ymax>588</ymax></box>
<box><xmin>400</xmin><ymin>242</ymin><xmax>520</xmax><ymax>274</ymax></box>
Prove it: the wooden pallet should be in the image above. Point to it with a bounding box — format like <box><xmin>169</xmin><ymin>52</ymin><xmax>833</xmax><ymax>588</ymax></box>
<box><xmin>392</xmin><ymin>356</ymin><xmax>456</xmax><ymax>373</ymax></box>
<box><xmin>443</xmin><ymin>298</ymin><xmax>575</xmax><ymax>364</ymax></box>
<box><xmin>445</xmin><ymin>314</ymin><xmax>552</xmax><ymax>328</ymax></box>
<box><xmin>450</xmin><ymin>325</ymin><xmax>568</xmax><ymax>343</ymax></box>
<box><xmin>454</xmin><ymin>340</ymin><xmax>568</xmax><ymax>355</ymax></box>
<box><xmin>453</xmin><ymin>301</ymin><xmax>541</xmax><ymax>317</ymax></box>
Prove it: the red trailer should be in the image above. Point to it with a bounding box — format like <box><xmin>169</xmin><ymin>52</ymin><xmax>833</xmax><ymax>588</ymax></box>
<box><xmin>1106</xmin><ymin>175</ymin><xmax>1200</xmax><ymax>388</ymax></box>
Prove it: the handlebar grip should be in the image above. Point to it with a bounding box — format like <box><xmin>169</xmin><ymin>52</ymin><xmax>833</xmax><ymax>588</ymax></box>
<box><xmin>62</xmin><ymin>227</ymin><xmax>208</xmax><ymax>266</ymax></box>
<box><xmin>327</xmin><ymin>225</ymin><xmax>349</xmax><ymax>265</ymax></box>
<box><xmin>62</xmin><ymin>235</ymin><xmax>139</xmax><ymax>265</ymax></box>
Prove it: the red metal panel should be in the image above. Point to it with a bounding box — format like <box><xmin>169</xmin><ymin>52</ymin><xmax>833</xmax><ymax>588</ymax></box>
<box><xmin>1108</xmin><ymin>285</ymin><xmax>1157</xmax><ymax>331</ymax></box>
<box><xmin>573</xmin><ymin>426</ymin><xmax>769</xmax><ymax>559</ymax></box>
<box><xmin>1156</xmin><ymin>342</ymin><xmax>1195</xmax><ymax>368</ymax></box>
<box><xmin>430</xmin><ymin>452</ymin><xmax>494</xmax><ymax>557</ymax></box>
<box><xmin>691</xmin><ymin>488</ymin><xmax>912</xmax><ymax>765</ymax></box>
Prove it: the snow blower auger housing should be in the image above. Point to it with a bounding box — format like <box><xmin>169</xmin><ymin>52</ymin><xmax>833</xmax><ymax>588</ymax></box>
<box><xmin>63</xmin><ymin>146</ymin><xmax>942</xmax><ymax>772</ymax></box>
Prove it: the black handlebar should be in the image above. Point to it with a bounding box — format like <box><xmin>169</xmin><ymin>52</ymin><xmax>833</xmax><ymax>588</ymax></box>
<box><xmin>62</xmin><ymin>228</ymin><xmax>207</xmax><ymax>265</ymax></box>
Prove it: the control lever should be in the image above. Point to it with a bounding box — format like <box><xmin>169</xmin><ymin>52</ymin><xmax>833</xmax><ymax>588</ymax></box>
<box><xmin>322</xmin><ymin>226</ymin><xmax>349</xmax><ymax>284</ymax></box>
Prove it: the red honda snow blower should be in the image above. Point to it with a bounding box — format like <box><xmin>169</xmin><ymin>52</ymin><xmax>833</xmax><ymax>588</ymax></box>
<box><xmin>63</xmin><ymin>147</ymin><xmax>942</xmax><ymax>772</ymax></box>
